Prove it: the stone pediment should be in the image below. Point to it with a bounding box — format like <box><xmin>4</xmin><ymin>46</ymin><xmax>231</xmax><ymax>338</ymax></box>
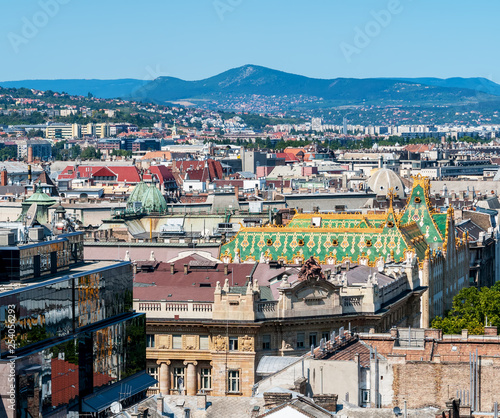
<box><xmin>295</xmin><ymin>286</ymin><xmax>329</xmax><ymax>301</ymax></box>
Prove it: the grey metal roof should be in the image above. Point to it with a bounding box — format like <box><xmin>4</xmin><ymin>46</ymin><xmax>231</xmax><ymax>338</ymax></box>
<box><xmin>256</xmin><ymin>356</ymin><xmax>300</xmax><ymax>376</ymax></box>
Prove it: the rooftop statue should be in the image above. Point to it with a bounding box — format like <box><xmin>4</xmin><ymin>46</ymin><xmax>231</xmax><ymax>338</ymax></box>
<box><xmin>298</xmin><ymin>256</ymin><xmax>325</xmax><ymax>281</ymax></box>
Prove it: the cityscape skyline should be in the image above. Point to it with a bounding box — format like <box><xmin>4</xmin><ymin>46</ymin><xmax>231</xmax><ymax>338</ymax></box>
<box><xmin>1</xmin><ymin>0</ymin><xmax>499</xmax><ymax>83</ymax></box>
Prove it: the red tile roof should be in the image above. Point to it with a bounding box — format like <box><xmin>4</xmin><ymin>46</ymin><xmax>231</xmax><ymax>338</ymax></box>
<box><xmin>175</xmin><ymin>159</ymin><xmax>224</xmax><ymax>182</ymax></box>
<box><xmin>58</xmin><ymin>165</ymin><xmax>141</xmax><ymax>183</ymax></box>
<box><xmin>92</xmin><ymin>166</ymin><xmax>117</xmax><ymax>178</ymax></box>
<box><xmin>134</xmin><ymin>255</ymin><xmax>256</xmax><ymax>302</ymax></box>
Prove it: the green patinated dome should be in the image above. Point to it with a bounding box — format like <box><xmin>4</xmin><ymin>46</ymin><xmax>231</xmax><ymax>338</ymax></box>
<box><xmin>127</xmin><ymin>181</ymin><xmax>149</xmax><ymax>208</ymax></box>
<box><xmin>141</xmin><ymin>185</ymin><xmax>167</xmax><ymax>213</ymax></box>
<box><xmin>23</xmin><ymin>186</ymin><xmax>57</xmax><ymax>207</ymax></box>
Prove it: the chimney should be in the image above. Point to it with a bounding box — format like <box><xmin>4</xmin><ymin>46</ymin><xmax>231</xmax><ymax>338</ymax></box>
<box><xmin>0</xmin><ymin>168</ymin><xmax>7</xmax><ymax>186</ymax></box>
<box><xmin>263</xmin><ymin>392</ymin><xmax>292</xmax><ymax>409</ymax></box>
<box><xmin>170</xmin><ymin>263</ymin><xmax>175</xmax><ymax>274</ymax></box>
<box><xmin>196</xmin><ymin>393</ymin><xmax>208</xmax><ymax>411</ymax></box>
<box><xmin>28</xmin><ymin>164</ymin><xmax>32</xmax><ymax>184</ymax></box>
<box><xmin>484</xmin><ymin>326</ymin><xmax>497</xmax><ymax>336</ymax></box>
<box><xmin>234</xmin><ymin>185</ymin><xmax>239</xmax><ymax>200</ymax></box>
<box><xmin>461</xmin><ymin>329</ymin><xmax>468</xmax><ymax>339</ymax></box>
<box><xmin>157</xmin><ymin>396</ymin><xmax>164</xmax><ymax>415</ymax></box>
<box><xmin>28</xmin><ymin>146</ymin><xmax>34</xmax><ymax>164</ymax></box>
<box><xmin>183</xmin><ymin>264</ymin><xmax>188</xmax><ymax>275</ymax></box>
<box><xmin>224</xmin><ymin>264</ymin><xmax>228</xmax><ymax>275</ymax></box>
<box><xmin>312</xmin><ymin>394</ymin><xmax>338</xmax><ymax>412</ymax></box>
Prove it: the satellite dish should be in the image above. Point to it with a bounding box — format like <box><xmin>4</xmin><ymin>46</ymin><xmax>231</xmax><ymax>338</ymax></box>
<box><xmin>110</xmin><ymin>402</ymin><xmax>122</xmax><ymax>414</ymax></box>
<box><xmin>393</xmin><ymin>406</ymin><xmax>401</xmax><ymax>416</ymax></box>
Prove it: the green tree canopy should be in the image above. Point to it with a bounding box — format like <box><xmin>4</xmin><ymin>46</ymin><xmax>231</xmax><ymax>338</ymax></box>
<box><xmin>432</xmin><ymin>282</ymin><xmax>500</xmax><ymax>335</ymax></box>
<box><xmin>80</xmin><ymin>146</ymin><xmax>101</xmax><ymax>160</ymax></box>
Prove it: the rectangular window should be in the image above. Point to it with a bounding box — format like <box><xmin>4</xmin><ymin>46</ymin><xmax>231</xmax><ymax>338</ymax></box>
<box><xmin>309</xmin><ymin>333</ymin><xmax>317</xmax><ymax>348</ymax></box>
<box><xmin>147</xmin><ymin>366</ymin><xmax>159</xmax><ymax>388</ymax></box>
<box><xmin>173</xmin><ymin>367</ymin><xmax>185</xmax><ymax>390</ymax></box>
<box><xmin>361</xmin><ymin>389</ymin><xmax>370</xmax><ymax>403</ymax></box>
<box><xmin>229</xmin><ymin>337</ymin><xmax>238</xmax><ymax>351</ymax></box>
<box><xmin>228</xmin><ymin>370</ymin><xmax>240</xmax><ymax>393</ymax></box>
<box><xmin>262</xmin><ymin>335</ymin><xmax>271</xmax><ymax>350</ymax></box>
<box><xmin>200</xmin><ymin>335</ymin><xmax>209</xmax><ymax>350</ymax></box>
<box><xmin>322</xmin><ymin>332</ymin><xmax>330</xmax><ymax>342</ymax></box>
<box><xmin>200</xmin><ymin>368</ymin><xmax>212</xmax><ymax>390</ymax></box>
<box><xmin>297</xmin><ymin>333</ymin><xmax>305</xmax><ymax>348</ymax></box>
<box><xmin>173</xmin><ymin>335</ymin><xmax>182</xmax><ymax>349</ymax></box>
<box><xmin>146</xmin><ymin>334</ymin><xmax>155</xmax><ymax>348</ymax></box>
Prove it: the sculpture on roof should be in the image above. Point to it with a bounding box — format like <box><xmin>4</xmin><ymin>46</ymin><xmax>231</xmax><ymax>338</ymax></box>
<box><xmin>298</xmin><ymin>256</ymin><xmax>325</xmax><ymax>281</ymax></box>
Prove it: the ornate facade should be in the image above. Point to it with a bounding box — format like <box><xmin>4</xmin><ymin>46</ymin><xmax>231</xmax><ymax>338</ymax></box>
<box><xmin>220</xmin><ymin>175</ymin><xmax>470</xmax><ymax>325</ymax></box>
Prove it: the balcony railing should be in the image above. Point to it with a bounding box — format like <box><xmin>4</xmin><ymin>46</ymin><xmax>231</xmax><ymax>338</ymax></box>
<box><xmin>134</xmin><ymin>300</ymin><xmax>213</xmax><ymax>319</ymax></box>
<box><xmin>256</xmin><ymin>301</ymin><xmax>278</xmax><ymax>319</ymax></box>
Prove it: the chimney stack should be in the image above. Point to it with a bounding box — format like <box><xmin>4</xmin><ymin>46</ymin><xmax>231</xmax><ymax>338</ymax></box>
<box><xmin>170</xmin><ymin>263</ymin><xmax>175</xmax><ymax>274</ymax></box>
<box><xmin>234</xmin><ymin>185</ymin><xmax>239</xmax><ymax>200</ymax></box>
<box><xmin>28</xmin><ymin>146</ymin><xmax>34</xmax><ymax>164</ymax></box>
<box><xmin>224</xmin><ymin>264</ymin><xmax>228</xmax><ymax>275</ymax></box>
<box><xmin>183</xmin><ymin>264</ymin><xmax>188</xmax><ymax>275</ymax></box>
<box><xmin>0</xmin><ymin>168</ymin><xmax>7</xmax><ymax>186</ymax></box>
<box><xmin>28</xmin><ymin>164</ymin><xmax>32</xmax><ymax>184</ymax></box>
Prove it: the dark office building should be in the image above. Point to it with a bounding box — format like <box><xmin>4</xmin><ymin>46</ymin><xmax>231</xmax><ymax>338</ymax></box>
<box><xmin>0</xmin><ymin>230</ymin><xmax>153</xmax><ymax>417</ymax></box>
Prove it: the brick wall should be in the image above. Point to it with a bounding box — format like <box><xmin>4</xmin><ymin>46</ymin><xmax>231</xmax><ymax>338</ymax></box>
<box><xmin>390</xmin><ymin>357</ymin><xmax>500</xmax><ymax>411</ymax></box>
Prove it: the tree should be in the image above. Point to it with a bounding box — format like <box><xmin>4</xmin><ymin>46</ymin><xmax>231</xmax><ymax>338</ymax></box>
<box><xmin>432</xmin><ymin>282</ymin><xmax>500</xmax><ymax>334</ymax></box>
<box><xmin>80</xmin><ymin>146</ymin><xmax>101</xmax><ymax>160</ymax></box>
<box><xmin>0</xmin><ymin>145</ymin><xmax>17</xmax><ymax>161</ymax></box>
<box><xmin>70</xmin><ymin>144</ymin><xmax>81</xmax><ymax>159</ymax></box>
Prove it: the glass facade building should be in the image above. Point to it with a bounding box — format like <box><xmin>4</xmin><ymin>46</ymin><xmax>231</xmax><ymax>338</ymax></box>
<box><xmin>0</xmin><ymin>232</ymin><xmax>153</xmax><ymax>418</ymax></box>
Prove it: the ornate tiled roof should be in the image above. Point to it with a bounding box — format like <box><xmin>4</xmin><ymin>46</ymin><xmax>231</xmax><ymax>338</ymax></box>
<box><xmin>220</xmin><ymin>176</ymin><xmax>450</xmax><ymax>266</ymax></box>
<box><xmin>398</xmin><ymin>175</ymin><xmax>444</xmax><ymax>248</ymax></box>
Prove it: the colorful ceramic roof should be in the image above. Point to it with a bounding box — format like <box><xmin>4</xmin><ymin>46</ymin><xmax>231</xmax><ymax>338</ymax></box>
<box><xmin>220</xmin><ymin>176</ymin><xmax>449</xmax><ymax>266</ymax></box>
<box><xmin>398</xmin><ymin>175</ymin><xmax>444</xmax><ymax>248</ymax></box>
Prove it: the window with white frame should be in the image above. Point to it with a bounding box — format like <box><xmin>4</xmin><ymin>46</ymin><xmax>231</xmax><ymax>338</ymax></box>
<box><xmin>173</xmin><ymin>367</ymin><xmax>185</xmax><ymax>390</ymax></box>
<box><xmin>361</xmin><ymin>389</ymin><xmax>370</xmax><ymax>404</ymax></box>
<box><xmin>146</xmin><ymin>334</ymin><xmax>155</xmax><ymax>348</ymax></box>
<box><xmin>227</xmin><ymin>370</ymin><xmax>240</xmax><ymax>393</ymax></box>
<box><xmin>229</xmin><ymin>337</ymin><xmax>238</xmax><ymax>351</ymax></box>
<box><xmin>200</xmin><ymin>368</ymin><xmax>212</xmax><ymax>390</ymax></box>
<box><xmin>147</xmin><ymin>366</ymin><xmax>158</xmax><ymax>388</ymax></box>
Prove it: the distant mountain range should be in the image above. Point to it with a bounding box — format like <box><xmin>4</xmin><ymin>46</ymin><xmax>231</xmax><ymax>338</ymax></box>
<box><xmin>2</xmin><ymin>65</ymin><xmax>500</xmax><ymax>110</ymax></box>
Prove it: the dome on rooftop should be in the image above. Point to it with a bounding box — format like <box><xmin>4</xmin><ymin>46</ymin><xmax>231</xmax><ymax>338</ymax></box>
<box><xmin>127</xmin><ymin>181</ymin><xmax>149</xmax><ymax>208</ymax></box>
<box><xmin>367</xmin><ymin>168</ymin><xmax>405</xmax><ymax>198</ymax></box>
<box><xmin>141</xmin><ymin>185</ymin><xmax>168</xmax><ymax>213</ymax></box>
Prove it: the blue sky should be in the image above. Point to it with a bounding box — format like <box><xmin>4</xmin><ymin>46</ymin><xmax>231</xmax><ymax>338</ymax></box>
<box><xmin>1</xmin><ymin>0</ymin><xmax>499</xmax><ymax>83</ymax></box>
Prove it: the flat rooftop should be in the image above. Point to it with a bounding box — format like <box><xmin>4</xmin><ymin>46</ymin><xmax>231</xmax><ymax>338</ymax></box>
<box><xmin>0</xmin><ymin>260</ymin><xmax>124</xmax><ymax>295</ymax></box>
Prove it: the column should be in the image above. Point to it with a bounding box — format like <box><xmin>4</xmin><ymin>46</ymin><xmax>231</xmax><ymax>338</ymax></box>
<box><xmin>184</xmin><ymin>361</ymin><xmax>198</xmax><ymax>396</ymax></box>
<box><xmin>157</xmin><ymin>360</ymin><xmax>171</xmax><ymax>395</ymax></box>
